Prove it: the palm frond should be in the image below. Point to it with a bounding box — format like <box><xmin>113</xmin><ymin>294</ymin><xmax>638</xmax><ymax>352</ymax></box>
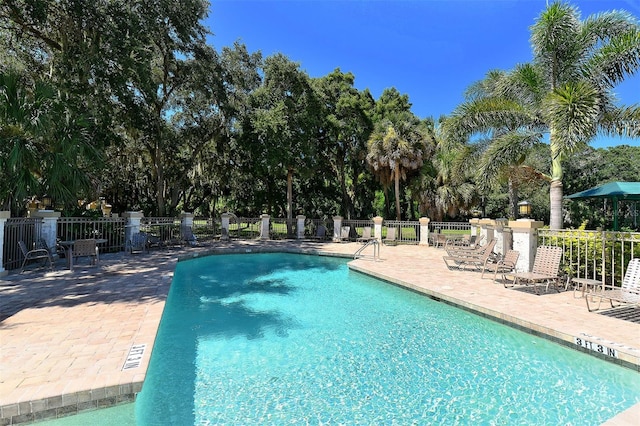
<box><xmin>598</xmin><ymin>105</ymin><xmax>640</xmax><ymax>138</ymax></box>
<box><xmin>546</xmin><ymin>81</ymin><xmax>600</xmax><ymax>152</ymax></box>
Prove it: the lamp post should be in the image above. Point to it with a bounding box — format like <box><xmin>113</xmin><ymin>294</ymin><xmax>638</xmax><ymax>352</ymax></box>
<box><xmin>518</xmin><ymin>200</ymin><xmax>532</xmax><ymax>219</ymax></box>
<box><xmin>101</xmin><ymin>201</ymin><xmax>113</xmax><ymax>217</ymax></box>
<box><xmin>41</xmin><ymin>194</ymin><xmax>52</xmax><ymax>209</ymax></box>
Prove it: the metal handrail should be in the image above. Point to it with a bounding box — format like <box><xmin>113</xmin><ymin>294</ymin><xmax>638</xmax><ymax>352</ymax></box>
<box><xmin>354</xmin><ymin>239</ymin><xmax>380</xmax><ymax>260</ymax></box>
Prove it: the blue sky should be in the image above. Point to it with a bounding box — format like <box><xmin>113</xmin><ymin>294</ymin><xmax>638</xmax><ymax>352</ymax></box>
<box><xmin>206</xmin><ymin>0</ymin><xmax>639</xmax><ymax>149</ymax></box>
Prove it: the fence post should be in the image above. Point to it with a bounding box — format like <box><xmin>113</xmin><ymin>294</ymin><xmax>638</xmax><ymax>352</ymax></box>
<box><xmin>0</xmin><ymin>211</ymin><xmax>10</xmax><ymax>276</ymax></box>
<box><xmin>221</xmin><ymin>213</ymin><xmax>230</xmax><ymax>240</ymax></box>
<box><xmin>419</xmin><ymin>217</ymin><xmax>430</xmax><ymax>245</ymax></box>
<box><xmin>123</xmin><ymin>212</ymin><xmax>145</xmax><ymax>251</ymax></box>
<box><xmin>296</xmin><ymin>215</ymin><xmax>306</xmax><ymax>239</ymax></box>
<box><xmin>373</xmin><ymin>216</ymin><xmax>383</xmax><ymax>242</ymax></box>
<box><xmin>333</xmin><ymin>216</ymin><xmax>343</xmax><ymax>242</ymax></box>
<box><xmin>259</xmin><ymin>214</ymin><xmax>270</xmax><ymax>240</ymax></box>
<box><xmin>31</xmin><ymin>210</ymin><xmax>60</xmax><ymax>255</ymax></box>
<box><xmin>509</xmin><ymin>219</ymin><xmax>544</xmax><ymax>272</ymax></box>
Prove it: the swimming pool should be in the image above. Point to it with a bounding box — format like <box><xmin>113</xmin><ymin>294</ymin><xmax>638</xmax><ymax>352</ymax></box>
<box><xmin>128</xmin><ymin>252</ymin><xmax>640</xmax><ymax>424</ymax></box>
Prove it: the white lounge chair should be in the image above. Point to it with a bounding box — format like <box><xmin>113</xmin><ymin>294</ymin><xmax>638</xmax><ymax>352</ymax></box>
<box><xmin>356</xmin><ymin>227</ymin><xmax>375</xmax><ymax>243</ymax></box>
<box><xmin>339</xmin><ymin>226</ymin><xmax>351</xmax><ymax>242</ymax></box>
<box><xmin>586</xmin><ymin>258</ymin><xmax>640</xmax><ymax>312</ymax></box>
<box><xmin>383</xmin><ymin>227</ymin><xmax>397</xmax><ymax>245</ymax></box>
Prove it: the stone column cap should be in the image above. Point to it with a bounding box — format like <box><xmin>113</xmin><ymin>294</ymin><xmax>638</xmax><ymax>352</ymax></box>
<box><xmin>419</xmin><ymin>217</ymin><xmax>430</xmax><ymax>225</ymax></box>
<box><xmin>180</xmin><ymin>212</ymin><xmax>194</xmax><ymax>219</ymax></box>
<box><xmin>31</xmin><ymin>210</ymin><xmax>61</xmax><ymax>219</ymax></box>
<box><xmin>372</xmin><ymin>216</ymin><xmax>384</xmax><ymax>224</ymax></box>
<box><xmin>508</xmin><ymin>219</ymin><xmax>545</xmax><ymax>230</ymax></box>
<box><xmin>123</xmin><ymin>211</ymin><xmax>145</xmax><ymax>219</ymax></box>
<box><xmin>0</xmin><ymin>211</ymin><xmax>9</xmax><ymax>220</ymax></box>
<box><xmin>296</xmin><ymin>214</ymin><xmax>306</xmax><ymax>220</ymax></box>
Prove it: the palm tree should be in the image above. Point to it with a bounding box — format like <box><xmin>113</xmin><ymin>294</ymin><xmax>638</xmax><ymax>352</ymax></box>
<box><xmin>447</xmin><ymin>69</ymin><xmax>547</xmax><ymax>219</ymax></box>
<box><xmin>0</xmin><ymin>70</ymin><xmax>100</xmax><ymax>214</ymax></box>
<box><xmin>366</xmin><ymin>115</ymin><xmax>433</xmax><ymax>220</ymax></box>
<box><xmin>447</xmin><ymin>2</ymin><xmax>640</xmax><ymax>229</ymax></box>
<box><xmin>531</xmin><ymin>2</ymin><xmax>640</xmax><ymax>228</ymax></box>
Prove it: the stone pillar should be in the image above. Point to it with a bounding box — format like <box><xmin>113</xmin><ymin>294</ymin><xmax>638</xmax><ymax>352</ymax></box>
<box><xmin>0</xmin><ymin>211</ymin><xmax>10</xmax><ymax>276</ymax></box>
<box><xmin>31</xmin><ymin>210</ymin><xmax>60</xmax><ymax>254</ymax></box>
<box><xmin>419</xmin><ymin>217</ymin><xmax>430</xmax><ymax>246</ymax></box>
<box><xmin>296</xmin><ymin>215</ymin><xmax>306</xmax><ymax>239</ymax></box>
<box><xmin>123</xmin><ymin>212</ymin><xmax>145</xmax><ymax>248</ymax></box>
<box><xmin>478</xmin><ymin>218</ymin><xmax>494</xmax><ymax>246</ymax></box>
<box><xmin>180</xmin><ymin>212</ymin><xmax>194</xmax><ymax>229</ymax></box>
<box><xmin>509</xmin><ymin>219</ymin><xmax>545</xmax><ymax>272</ymax></box>
<box><xmin>492</xmin><ymin>218</ymin><xmax>510</xmax><ymax>255</ymax></box>
<box><xmin>221</xmin><ymin>213</ymin><xmax>231</xmax><ymax>240</ymax></box>
<box><xmin>259</xmin><ymin>214</ymin><xmax>270</xmax><ymax>240</ymax></box>
<box><xmin>372</xmin><ymin>216</ymin><xmax>383</xmax><ymax>242</ymax></box>
<box><xmin>332</xmin><ymin>216</ymin><xmax>343</xmax><ymax>242</ymax></box>
<box><xmin>469</xmin><ymin>218</ymin><xmax>480</xmax><ymax>239</ymax></box>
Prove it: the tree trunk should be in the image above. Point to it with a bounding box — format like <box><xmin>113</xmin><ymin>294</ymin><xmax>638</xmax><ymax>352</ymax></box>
<box><xmin>508</xmin><ymin>178</ymin><xmax>518</xmax><ymax>220</ymax></box>
<box><xmin>549</xmin><ymin>130</ymin><xmax>564</xmax><ymax>230</ymax></box>
<box><xmin>287</xmin><ymin>166</ymin><xmax>294</xmax><ymax>236</ymax></box>
<box><xmin>155</xmin><ymin>141</ymin><xmax>165</xmax><ymax>217</ymax></box>
<box><xmin>394</xmin><ymin>168</ymin><xmax>401</xmax><ymax>221</ymax></box>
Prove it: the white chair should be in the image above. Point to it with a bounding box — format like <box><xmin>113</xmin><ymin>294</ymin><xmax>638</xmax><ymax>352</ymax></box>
<box><xmin>586</xmin><ymin>258</ymin><xmax>640</xmax><ymax>312</ymax></box>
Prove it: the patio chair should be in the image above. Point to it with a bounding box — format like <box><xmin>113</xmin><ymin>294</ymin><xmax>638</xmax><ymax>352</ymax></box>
<box><xmin>585</xmin><ymin>258</ymin><xmax>640</xmax><ymax>312</ymax></box>
<box><xmin>383</xmin><ymin>227</ymin><xmax>397</xmax><ymax>246</ymax></box>
<box><xmin>431</xmin><ymin>233</ymin><xmax>448</xmax><ymax>248</ymax></box>
<box><xmin>442</xmin><ymin>239</ymin><xmax>497</xmax><ymax>271</ymax></box>
<box><xmin>18</xmin><ymin>240</ymin><xmax>53</xmax><ymax>273</ymax></box>
<box><xmin>505</xmin><ymin>245</ymin><xmax>563</xmax><ymax>294</ymax></box>
<box><xmin>445</xmin><ymin>236</ymin><xmax>488</xmax><ymax>256</ymax></box>
<box><xmin>339</xmin><ymin>226</ymin><xmax>351</xmax><ymax>242</ymax></box>
<box><xmin>71</xmin><ymin>239</ymin><xmax>99</xmax><ymax>268</ymax></box>
<box><xmin>481</xmin><ymin>249</ymin><xmax>520</xmax><ymax>283</ymax></box>
<box><xmin>129</xmin><ymin>232</ymin><xmax>149</xmax><ymax>254</ymax></box>
<box><xmin>356</xmin><ymin>227</ymin><xmax>375</xmax><ymax>243</ymax></box>
<box><xmin>310</xmin><ymin>224</ymin><xmax>327</xmax><ymax>241</ymax></box>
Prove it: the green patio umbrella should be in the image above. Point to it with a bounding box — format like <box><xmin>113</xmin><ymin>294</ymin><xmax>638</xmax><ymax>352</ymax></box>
<box><xmin>564</xmin><ymin>182</ymin><xmax>640</xmax><ymax>230</ymax></box>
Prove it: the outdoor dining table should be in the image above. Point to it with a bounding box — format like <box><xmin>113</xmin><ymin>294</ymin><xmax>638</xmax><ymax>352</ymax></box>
<box><xmin>59</xmin><ymin>238</ymin><xmax>108</xmax><ymax>270</ymax></box>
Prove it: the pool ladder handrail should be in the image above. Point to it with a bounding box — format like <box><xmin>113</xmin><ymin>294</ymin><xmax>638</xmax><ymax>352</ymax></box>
<box><xmin>354</xmin><ymin>239</ymin><xmax>380</xmax><ymax>260</ymax></box>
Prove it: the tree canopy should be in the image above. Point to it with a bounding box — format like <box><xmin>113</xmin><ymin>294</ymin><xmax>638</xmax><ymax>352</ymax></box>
<box><xmin>0</xmin><ymin>0</ymin><xmax>638</xmax><ymax>230</ymax></box>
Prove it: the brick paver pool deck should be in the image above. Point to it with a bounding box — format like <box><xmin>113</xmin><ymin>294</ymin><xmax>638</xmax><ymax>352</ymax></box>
<box><xmin>1</xmin><ymin>241</ymin><xmax>639</xmax><ymax>424</ymax></box>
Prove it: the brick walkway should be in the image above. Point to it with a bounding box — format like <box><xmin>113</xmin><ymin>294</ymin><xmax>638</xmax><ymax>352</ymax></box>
<box><xmin>1</xmin><ymin>241</ymin><xmax>638</xmax><ymax>424</ymax></box>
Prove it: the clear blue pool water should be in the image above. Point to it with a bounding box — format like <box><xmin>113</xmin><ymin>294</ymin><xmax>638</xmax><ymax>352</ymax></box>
<box><xmin>42</xmin><ymin>252</ymin><xmax>640</xmax><ymax>425</ymax></box>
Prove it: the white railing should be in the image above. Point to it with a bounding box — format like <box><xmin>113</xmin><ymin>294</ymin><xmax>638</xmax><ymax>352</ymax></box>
<box><xmin>538</xmin><ymin>229</ymin><xmax>640</xmax><ymax>285</ymax></box>
<box><xmin>429</xmin><ymin>221</ymin><xmax>471</xmax><ymax>235</ymax></box>
<box><xmin>383</xmin><ymin>220</ymin><xmax>420</xmax><ymax>244</ymax></box>
<box><xmin>343</xmin><ymin>219</ymin><xmax>374</xmax><ymax>241</ymax></box>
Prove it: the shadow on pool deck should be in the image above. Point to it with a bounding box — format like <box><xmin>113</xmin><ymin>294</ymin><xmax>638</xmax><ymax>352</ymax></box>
<box><xmin>1</xmin><ymin>240</ymin><xmax>639</xmax><ymax>425</ymax></box>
